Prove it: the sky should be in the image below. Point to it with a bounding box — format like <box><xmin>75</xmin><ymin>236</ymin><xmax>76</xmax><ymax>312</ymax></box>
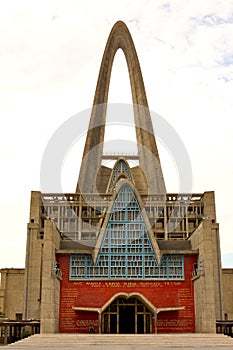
<box><xmin>0</xmin><ymin>0</ymin><xmax>233</xmax><ymax>269</ymax></box>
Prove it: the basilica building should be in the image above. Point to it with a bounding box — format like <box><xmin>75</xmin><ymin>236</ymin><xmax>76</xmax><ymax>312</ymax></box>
<box><xmin>1</xmin><ymin>21</ymin><xmax>232</xmax><ymax>335</ymax></box>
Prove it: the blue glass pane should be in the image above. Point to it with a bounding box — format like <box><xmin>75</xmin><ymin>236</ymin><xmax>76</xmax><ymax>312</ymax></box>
<box><xmin>70</xmin><ymin>185</ymin><xmax>184</xmax><ymax>279</ymax></box>
<box><xmin>109</xmin><ymin>160</ymin><xmax>132</xmax><ymax>190</ymax></box>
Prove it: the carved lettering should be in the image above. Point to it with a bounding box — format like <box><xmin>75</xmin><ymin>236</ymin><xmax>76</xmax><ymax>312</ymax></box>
<box><xmin>85</xmin><ymin>282</ymin><xmax>102</xmax><ymax>288</ymax></box>
<box><xmin>123</xmin><ymin>282</ymin><xmax>137</xmax><ymax>288</ymax></box>
<box><xmin>76</xmin><ymin>320</ymin><xmax>99</xmax><ymax>327</ymax></box>
<box><xmin>105</xmin><ymin>282</ymin><xmax>120</xmax><ymax>288</ymax></box>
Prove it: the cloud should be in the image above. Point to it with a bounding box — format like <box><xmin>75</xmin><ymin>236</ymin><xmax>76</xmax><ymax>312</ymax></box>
<box><xmin>191</xmin><ymin>13</ymin><xmax>233</xmax><ymax>27</ymax></box>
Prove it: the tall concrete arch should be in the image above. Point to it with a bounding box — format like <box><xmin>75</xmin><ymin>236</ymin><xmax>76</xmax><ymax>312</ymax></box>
<box><xmin>77</xmin><ymin>21</ymin><xmax>166</xmax><ymax>194</ymax></box>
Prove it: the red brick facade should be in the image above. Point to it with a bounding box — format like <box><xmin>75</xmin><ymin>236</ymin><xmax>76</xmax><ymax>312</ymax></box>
<box><xmin>57</xmin><ymin>255</ymin><xmax>197</xmax><ymax>333</ymax></box>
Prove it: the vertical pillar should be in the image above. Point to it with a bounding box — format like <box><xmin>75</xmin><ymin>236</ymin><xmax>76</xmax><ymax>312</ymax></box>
<box><xmin>164</xmin><ymin>204</ymin><xmax>168</xmax><ymax>240</ymax></box>
<box><xmin>40</xmin><ymin>220</ymin><xmax>61</xmax><ymax>333</ymax></box>
<box><xmin>98</xmin><ymin>313</ymin><xmax>101</xmax><ymax>334</ymax></box>
<box><xmin>154</xmin><ymin>312</ymin><xmax>157</xmax><ymax>334</ymax></box>
<box><xmin>4</xmin><ymin>325</ymin><xmax>7</xmax><ymax>345</ymax></box>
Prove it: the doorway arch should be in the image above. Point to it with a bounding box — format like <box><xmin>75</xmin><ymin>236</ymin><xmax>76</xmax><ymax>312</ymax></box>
<box><xmin>72</xmin><ymin>292</ymin><xmax>184</xmax><ymax>334</ymax></box>
<box><xmin>102</xmin><ymin>295</ymin><xmax>152</xmax><ymax>334</ymax></box>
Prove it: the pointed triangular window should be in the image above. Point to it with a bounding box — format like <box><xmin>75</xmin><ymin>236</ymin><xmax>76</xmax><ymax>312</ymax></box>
<box><xmin>108</xmin><ymin>160</ymin><xmax>132</xmax><ymax>191</ymax></box>
<box><xmin>70</xmin><ymin>185</ymin><xmax>183</xmax><ymax>279</ymax></box>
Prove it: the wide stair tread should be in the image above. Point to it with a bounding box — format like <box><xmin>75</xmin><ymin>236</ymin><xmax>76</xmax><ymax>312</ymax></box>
<box><xmin>6</xmin><ymin>333</ymin><xmax>233</xmax><ymax>349</ymax></box>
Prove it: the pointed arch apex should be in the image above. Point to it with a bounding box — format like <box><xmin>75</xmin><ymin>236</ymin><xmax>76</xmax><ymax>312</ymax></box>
<box><xmin>77</xmin><ymin>20</ymin><xmax>166</xmax><ymax>194</ymax></box>
<box><xmin>107</xmin><ymin>158</ymin><xmax>134</xmax><ymax>192</ymax></box>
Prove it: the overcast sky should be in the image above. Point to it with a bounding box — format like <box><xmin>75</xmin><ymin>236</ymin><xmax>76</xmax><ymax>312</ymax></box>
<box><xmin>0</xmin><ymin>0</ymin><xmax>233</xmax><ymax>269</ymax></box>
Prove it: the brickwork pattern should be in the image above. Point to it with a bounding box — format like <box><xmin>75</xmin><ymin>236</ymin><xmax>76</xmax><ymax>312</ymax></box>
<box><xmin>57</xmin><ymin>255</ymin><xmax>197</xmax><ymax>333</ymax></box>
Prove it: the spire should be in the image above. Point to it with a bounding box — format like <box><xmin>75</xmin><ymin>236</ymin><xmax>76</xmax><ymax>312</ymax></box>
<box><xmin>77</xmin><ymin>21</ymin><xmax>166</xmax><ymax>195</ymax></box>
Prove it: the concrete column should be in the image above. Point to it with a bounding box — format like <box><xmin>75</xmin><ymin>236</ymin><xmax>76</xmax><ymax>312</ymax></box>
<box><xmin>154</xmin><ymin>312</ymin><xmax>157</xmax><ymax>334</ymax></box>
<box><xmin>190</xmin><ymin>219</ymin><xmax>222</xmax><ymax>333</ymax></box>
<box><xmin>40</xmin><ymin>220</ymin><xmax>61</xmax><ymax>333</ymax></box>
<box><xmin>98</xmin><ymin>313</ymin><xmax>101</xmax><ymax>334</ymax></box>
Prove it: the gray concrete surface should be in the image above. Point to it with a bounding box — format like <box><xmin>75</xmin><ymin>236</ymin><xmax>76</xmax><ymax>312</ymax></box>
<box><xmin>4</xmin><ymin>333</ymin><xmax>233</xmax><ymax>349</ymax></box>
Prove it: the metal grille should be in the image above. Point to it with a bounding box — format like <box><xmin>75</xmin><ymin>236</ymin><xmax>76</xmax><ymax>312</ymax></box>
<box><xmin>70</xmin><ymin>185</ymin><xmax>184</xmax><ymax>279</ymax></box>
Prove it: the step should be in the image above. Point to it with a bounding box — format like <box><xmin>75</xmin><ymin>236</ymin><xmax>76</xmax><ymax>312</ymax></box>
<box><xmin>5</xmin><ymin>333</ymin><xmax>233</xmax><ymax>349</ymax></box>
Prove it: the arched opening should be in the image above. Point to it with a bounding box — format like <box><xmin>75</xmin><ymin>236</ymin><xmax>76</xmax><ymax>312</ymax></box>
<box><xmin>102</xmin><ymin>296</ymin><xmax>152</xmax><ymax>334</ymax></box>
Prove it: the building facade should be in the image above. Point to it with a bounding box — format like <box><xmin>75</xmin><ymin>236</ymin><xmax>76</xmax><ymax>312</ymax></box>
<box><xmin>1</xmin><ymin>21</ymin><xmax>232</xmax><ymax>334</ymax></box>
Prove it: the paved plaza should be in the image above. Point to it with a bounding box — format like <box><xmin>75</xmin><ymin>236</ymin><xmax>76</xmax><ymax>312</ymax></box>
<box><xmin>4</xmin><ymin>333</ymin><xmax>233</xmax><ymax>350</ymax></box>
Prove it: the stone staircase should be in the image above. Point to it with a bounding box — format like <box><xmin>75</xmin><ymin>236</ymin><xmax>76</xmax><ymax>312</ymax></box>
<box><xmin>5</xmin><ymin>333</ymin><xmax>233</xmax><ymax>349</ymax></box>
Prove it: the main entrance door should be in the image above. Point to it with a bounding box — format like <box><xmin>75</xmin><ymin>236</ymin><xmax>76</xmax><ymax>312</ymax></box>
<box><xmin>102</xmin><ymin>297</ymin><xmax>152</xmax><ymax>334</ymax></box>
<box><xmin>119</xmin><ymin>305</ymin><xmax>135</xmax><ymax>334</ymax></box>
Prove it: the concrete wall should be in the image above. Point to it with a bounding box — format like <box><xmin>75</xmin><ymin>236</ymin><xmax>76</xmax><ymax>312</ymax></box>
<box><xmin>25</xmin><ymin>191</ymin><xmax>61</xmax><ymax>332</ymax></box>
<box><xmin>24</xmin><ymin>191</ymin><xmax>44</xmax><ymax>321</ymax></box>
<box><xmin>222</xmin><ymin>269</ymin><xmax>233</xmax><ymax>320</ymax></box>
<box><xmin>0</xmin><ymin>269</ymin><xmax>25</xmax><ymax>319</ymax></box>
<box><xmin>190</xmin><ymin>216</ymin><xmax>222</xmax><ymax>332</ymax></box>
<box><xmin>40</xmin><ymin>219</ymin><xmax>61</xmax><ymax>333</ymax></box>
